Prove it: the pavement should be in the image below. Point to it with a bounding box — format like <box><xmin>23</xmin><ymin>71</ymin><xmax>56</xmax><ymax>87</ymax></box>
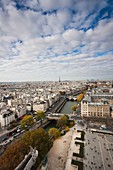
<box><xmin>46</xmin><ymin>121</ymin><xmax>113</xmax><ymax>170</ymax></box>
<box><xmin>65</xmin><ymin>128</ymin><xmax>80</xmax><ymax>170</ymax></box>
<box><xmin>47</xmin><ymin>130</ymin><xmax>72</xmax><ymax>170</ymax></box>
<box><xmin>0</xmin><ymin>129</ymin><xmax>8</xmax><ymax>136</ymax></box>
<box><xmin>84</xmin><ymin>129</ymin><xmax>113</xmax><ymax>170</ymax></box>
<box><xmin>46</xmin><ymin>122</ymin><xmax>84</xmax><ymax>170</ymax></box>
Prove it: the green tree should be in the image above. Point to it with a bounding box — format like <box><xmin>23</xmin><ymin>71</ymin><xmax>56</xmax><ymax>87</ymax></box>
<box><xmin>36</xmin><ymin>110</ymin><xmax>45</xmax><ymax>124</ymax></box>
<box><xmin>57</xmin><ymin>115</ymin><xmax>68</xmax><ymax>129</ymax></box>
<box><xmin>48</xmin><ymin>128</ymin><xmax>61</xmax><ymax>140</ymax></box>
<box><xmin>20</xmin><ymin>115</ymin><xmax>34</xmax><ymax>130</ymax></box>
<box><xmin>22</xmin><ymin>128</ymin><xmax>51</xmax><ymax>162</ymax></box>
<box><xmin>64</xmin><ymin>114</ymin><xmax>70</xmax><ymax>126</ymax></box>
<box><xmin>71</xmin><ymin>104</ymin><xmax>77</xmax><ymax>111</ymax></box>
<box><xmin>64</xmin><ymin>114</ymin><xmax>69</xmax><ymax>120</ymax></box>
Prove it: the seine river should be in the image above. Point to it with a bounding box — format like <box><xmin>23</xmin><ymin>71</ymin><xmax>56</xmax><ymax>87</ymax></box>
<box><xmin>60</xmin><ymin>101</ymin><xmax>78</xmax><ymax>114</ymax></box>
<box><xmin>45</xmin><ymin>100</ymin><xmax>78</xmax><ymax>131</ymax></box>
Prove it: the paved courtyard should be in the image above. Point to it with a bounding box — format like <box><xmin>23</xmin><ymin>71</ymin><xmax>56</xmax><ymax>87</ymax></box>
<box><xmin>47</xmin><ymin>122</ymin><xmax>83</xmax><ymax>170</ymax></box>
<box><xmin>47</xmin><ymin>131</ymin><xmax>72</xmax><ymax>170</ymax></box>
<box><xmin>84</xmin><ymin>130</ymin><xmax>113</xmax><ymax>170</ymax></box>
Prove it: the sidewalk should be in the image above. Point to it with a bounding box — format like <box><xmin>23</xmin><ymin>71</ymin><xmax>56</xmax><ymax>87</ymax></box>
<box><xmin>47</xmin><ymin>131</ymin><xmax>72</xmax><ymax>170</ymax></box>
<box><xmin>0</xmin><ymin>128</ymin><xmax>8</xmax><ymax>137</ymax></box>
<box><xmin>47</xmin><ymin>124</ymin><xmax>83</xmax><ymax>170</ymax></box>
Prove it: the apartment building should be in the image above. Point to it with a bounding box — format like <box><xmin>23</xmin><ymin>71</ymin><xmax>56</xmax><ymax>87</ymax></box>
<box><xmin>81</xmin><ymin>94</ymin><xmax>112</xmax><ymax>118</ymax></box>
<box><xmin>0</xmin><ymin>109</ymin><xmax>15</xmax><ymax>127</ymax></box>
<box><xmin>91</xmin><ymin>94</ymin><xmax>113</xmax><ymax>105</ymax></box>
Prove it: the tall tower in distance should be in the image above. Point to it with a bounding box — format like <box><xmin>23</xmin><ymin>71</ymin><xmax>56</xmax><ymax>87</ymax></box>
<box><xmin>112</xmin><ymin>80</ymin><xmax>113</xmax><ymax>88</ymax></box>
<box><xmin>59</xmin><ymin>76</ymin><xmax>61</xmax><ymax>82</ymax></box>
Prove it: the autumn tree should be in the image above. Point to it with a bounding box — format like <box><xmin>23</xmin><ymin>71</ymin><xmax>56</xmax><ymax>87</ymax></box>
<box><xmin>77</xmin><ymin>93</ymin><xmax>84</xmax><ymax>102</ymax></box>
<box><xmin>0</xmin><ymin>128</ymin><xmax>52</xmax><ymax>170</ymax></box>
<box><xmin>48</xmin><ymin>128</ymin><xmax>61</xmax><ymax>140</ymax></box>
<box><xmin>0</xmin><ymin>140</ymin><xmax>27</xmax><ymax>170</ymax></box>
<box><xmin>56</xmin><ymin>115</ymin><xmax>68</xmax><ymax>129</ymax></box>
<box><xmin>69</xmin><ymin>120</ymin><xmax>75</xmax><ymax>128</ymax></box>
<box><xmin>20</xmin><ymin>115</ymin><xmax>34</xmax><ymax>130</ymax></box>
<box><xmin>65</xmin><ymin>126</ymin><xmax>70</xmax><ymax>132</ymax></box>
<box><xmin>71</xmin><ymin>104</ymin><xmax>77</xmax><ymax>111</ymax></box>
<box><xmin>59</xmin><ymin>91</ymin><xmax>66</xmax><ymax>95</ymax></box>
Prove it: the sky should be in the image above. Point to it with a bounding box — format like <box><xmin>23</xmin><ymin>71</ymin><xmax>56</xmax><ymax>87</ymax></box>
<box><xmin>0</xmin><ymin>0</ymin><xmax>113</xmax><ymax>82</ymax></box>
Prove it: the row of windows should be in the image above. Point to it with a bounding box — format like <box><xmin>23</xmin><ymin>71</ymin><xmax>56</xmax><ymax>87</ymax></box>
<box><xmin>88</xmin><ymin>113</ymin><xmax>109</xmax><ymax>117</ymax></box>
<box><xmin>88</xmin><ymin>113</ymin><xmax>102</xmax><ymax>116</ymax></box>
<box><xmin>89</xmin><ymin>110</ymin><xmax>109</xmax><ymax>112</ymax></box>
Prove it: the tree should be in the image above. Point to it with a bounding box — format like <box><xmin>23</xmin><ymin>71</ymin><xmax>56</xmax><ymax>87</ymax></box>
<box><xmin>77</xmin><ymin>93</ymin><xmax>84</xmax><ymax>102</ymax></box>
<box><xmin>22</xmin><ymin>128</ymin><xmax>51</xmax><ymax>162</ymax></box>
<box><xmin>48</xmin><ymin>128</ymin><xmax>61</xmax><ymax>140</ymax></box>
<box><xmin>71</xmin><ymin>104</ymin><xmax>77</xmax><ymax>111</ymax></box>
<box><xmin>69</xmin><ymin>121</ymin><xmax>75</xmax><ymax>128</ymax></box>
<box><xmin>0</xmin><ymin>128</ymin><xmax>52</xmax><ymax>170</ymax></box>
<box><xmin>59</xmin><ymin>91</ymin><xmax>66</xmax><ymax>95</ymax></box>
<box><xmin>36</xmin><ymin>110</ymin><xmax>45</xmax><ymax>120</ymax></box>
<box><xmin>0</xmin><ymin>140</ymin><xmax>27</xmax><ymax>170</ymax></box>
<box><xmin>65</xmin><ymin>126</ymin><xmax>70</xmax><ymax>132</ymax></box>
<box><xmin>64</xmin><ymin>114</ymin><xmax>69</xmax><ymax>120</ymax></box>
<box><xmin>64</xmin><ymin>114</ymin><xmax>70</xmax><ymax>126</ymax></box>
<box><xmin>36</xmin><ymin>110</ymin><xmax>45</xmax><ymax>124</ymax></box>
<box><xmin>57</xmin><ymin>115</ymin><xmax>68</xmax><ymax>129</ymax></box>
<box><xmin>20</xmin><ymin>115</ymin><xmax>34</xmax><ymax>130</ymax></box>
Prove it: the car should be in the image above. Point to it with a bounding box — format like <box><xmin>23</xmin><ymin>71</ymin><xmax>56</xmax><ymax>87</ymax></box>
<box><xmin>2</xmin><ymin>137</ymin><xmax>8</xmax><ymax>142</ymax></box>
<box><xmin>17</xmin><ymin>127</ymin><xmax>21</xmax><ymax>132</ymax></box>
<box><xmin>37</xmin><ymin>120</ymin><xmax>41</xmax><ymax>123</ymax></box>
<box><xmin>21</xmin><ymin>130</ymin><xmax>25</xmax><ymax>133</ymax></box>
<box><xmin>13</xmin><ymin>133</ymin><xmax>20</xmax><ymax>138</ymax></box>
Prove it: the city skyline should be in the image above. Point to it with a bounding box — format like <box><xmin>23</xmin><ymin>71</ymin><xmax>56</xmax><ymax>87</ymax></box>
<box><xmin>0</xmin><ymin>0</ymin><xmax>113</xmax><ymax>81</ymax></box>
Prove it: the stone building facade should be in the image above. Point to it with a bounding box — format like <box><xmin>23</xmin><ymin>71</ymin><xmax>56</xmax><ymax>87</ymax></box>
<box><xmin>81</xmin><ymin>93</ymin><xmax>113</xmax><ymax>118</ymax></box>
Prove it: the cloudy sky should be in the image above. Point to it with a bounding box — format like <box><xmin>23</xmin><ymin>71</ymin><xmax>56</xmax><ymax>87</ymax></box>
<box><xmin>0</xmin><ymin>0</ymin><xmax>113</xmax><ymax>81</ymax></box>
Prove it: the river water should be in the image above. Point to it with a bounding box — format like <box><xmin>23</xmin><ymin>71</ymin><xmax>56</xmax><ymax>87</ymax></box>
<box><xmin>44</xmin><ymin>120</ymin><xmax>56</xmax><ymax>132</ymax></box>
<box><xmin>45</xmin><ymin>101</ymin><xmax>78</xmax><ymax>131</ymax></box>
<box><xmin>60</xmin><ymin>101</ymin><xmax>78</xmax><ymax>114</ymax></box>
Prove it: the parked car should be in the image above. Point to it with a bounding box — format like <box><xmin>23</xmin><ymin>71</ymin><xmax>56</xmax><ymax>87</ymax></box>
<box><xmin>2</xmin><ymin>137</ymin><xmax>8</xmax><ymax>142</ymax></box>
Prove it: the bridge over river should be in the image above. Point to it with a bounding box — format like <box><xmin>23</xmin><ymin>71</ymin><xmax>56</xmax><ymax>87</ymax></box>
<box><xmin>47</xmin><ymin>112</ymin><xmax>75</xmax><ymax>120</ymax></box>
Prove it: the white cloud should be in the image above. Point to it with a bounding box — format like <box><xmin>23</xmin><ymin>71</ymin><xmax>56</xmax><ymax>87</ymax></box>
<box><xmin>0</xmin><ymin>0</ymin><xmax>113</xmax><ymax>81</ymax></box>
<box><xmin>57</xmin><ymin>8</ymin><xmax>72</xmax><ymax>25</ymax></box>
<box><xmin>39</xmin><ymin>0</ymin><xmax>73</xmax><ymax>11</ymax></box>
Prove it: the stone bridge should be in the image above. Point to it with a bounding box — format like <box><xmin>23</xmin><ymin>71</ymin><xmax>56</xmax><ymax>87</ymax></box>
<box><xmin>47</xmin><ymin>113</ymin><xmax>74</xmax><ymax>120</ymax></box>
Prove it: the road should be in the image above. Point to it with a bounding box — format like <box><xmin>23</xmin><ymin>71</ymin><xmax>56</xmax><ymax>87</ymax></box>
<box><xmin>0</xmin><ymin>97</ymin><xmax>65</xmax><ymax>147</ymax></box>
<box><xmin>0</xmin><ymin>118</ymin><xmax>50</xmax><ymax>155</ymax></box>
<box><xmin>47</xmin><ymin>97</ymin><xmax>66</xmax><ymax>113</ymax></box>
